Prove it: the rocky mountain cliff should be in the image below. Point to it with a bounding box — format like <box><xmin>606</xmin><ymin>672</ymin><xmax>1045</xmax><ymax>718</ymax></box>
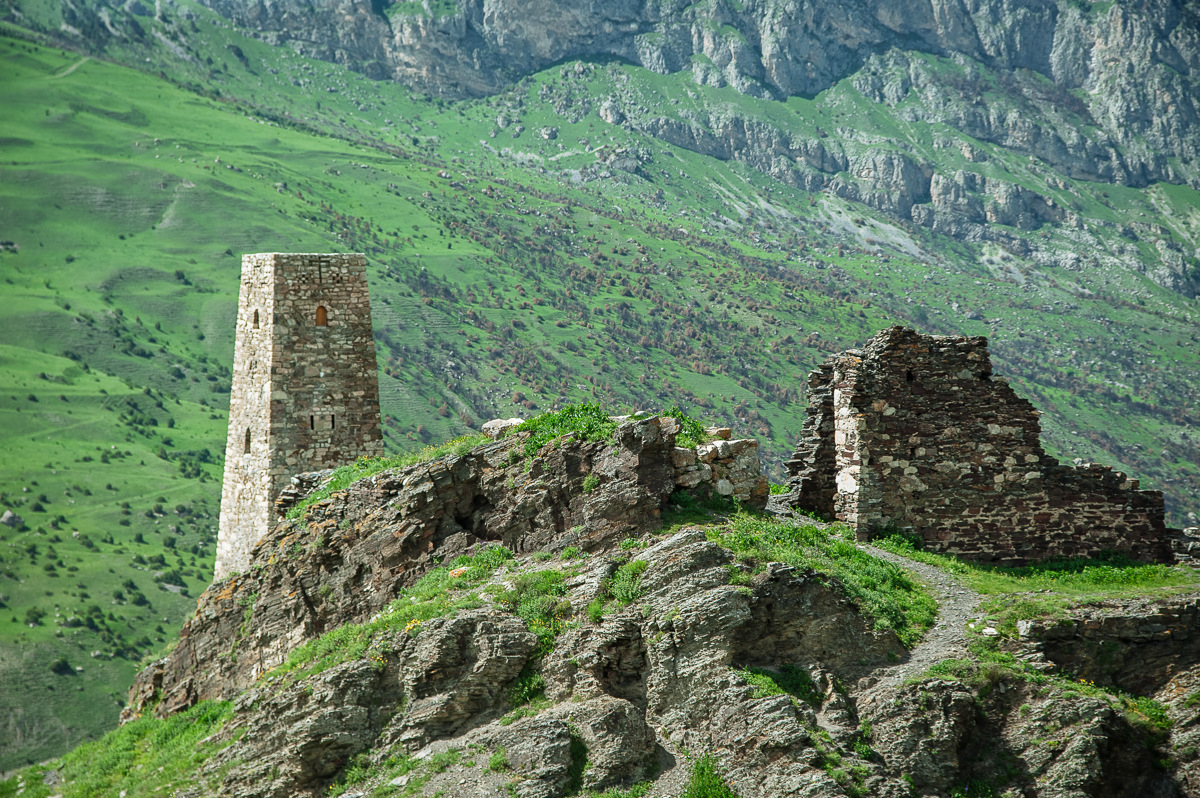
<box><xmin>55</xmin><ymin>417</ymin><xmax>1197</xmax><ymax>798</ymax></box>
<box><xmin>49</xmin><ymin>0</ymin><xmax>1200</xmax><ymax>298</ymax></box>
<box><xmin>200</xmin><ymin>0</ymin><xmax>1200</xmax><ymax>183</ymax></box>
<box><xmin>187</xmin><ymin>0</ymin><xmax>1200</xmax><ymax>285</ymax></box>
<box><xmin>3</xmin><ymin>0</ymin><xmax>1200</xmax><ymax>774</ymax></box>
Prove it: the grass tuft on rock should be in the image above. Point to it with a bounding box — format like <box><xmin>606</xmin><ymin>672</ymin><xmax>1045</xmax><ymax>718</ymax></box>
<box><xmin>286</xmin><ymin>434</ymin><xmax>487</xmax><ymax>521</ymax></box>
<box><xmin>709</xmin><ymin>514</ymin><xmax>937</xmax><ymax>648</ymax></box>
<box><xmin>271</xmin><ymin>545</ymin><xmax>514</xmax><ymax>681</ymax></box>
<box><xmin>665</xmin><ymin>405</ymin><xmax>711</xmax><ymax>448</ymax></box>
<box><xmin>495</xmin><ymin>569</ymin><xmax>571</xmax><ymax>652</ymax></box>
<box><xmin>736</xmin><ymin>664</ymin><xmax>823</xmax><ymax>707</ymax></box>
<box><xmin>681</xmin><ymin>755</ymin><xmax>740</xmax><ymax>798</ymax></box>
<box><xmin>511</xmin><ymin>402</ymin><xmax>618</xmax><ymax>459</ymax></box>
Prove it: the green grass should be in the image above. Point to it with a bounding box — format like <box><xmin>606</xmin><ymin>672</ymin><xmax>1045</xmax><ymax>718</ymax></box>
<box><xmin>873</xmin><ymin>534</ymin><xmax>1197</xmax><ymax>598</ymax></box>
<box><xmin>661</xmin><ymin>490</ymin><xmax>739</xmax><ymax>531</ymax></box>
<box><xmin>709</xmin><ymin>514</ymin><xmax>936</xmax><ymax>647</ymax></box>
<box><xmin>584</xmin><ymin>555</ymin><xmax>650</xmax><ymax>623</ymax></box>
<box><xmin>271</xmin><ymin>544</ymin><xmax>513</xmax><ymax>681</ymax></box>
<box><xmin>323</xmin><ymin>748</ymin><xmax>458</xmax><ymax>798</ymax></box>
<box><xmin>736</xmin><ymin>664</ymin><xmax>823</xmax><ymax>707</ymax></box>
<box><xmin>0</xmin><ymin>700</ymin><xmax>235</xmax><ymax>798</ymax></box>
<box><xmin>487</xmin><ymin>747</ymin><xmax>509</xmax><ymax>772</ymax></box>
<box><xmin>494</xmin><ymin>568</ymin><xmax>571</xmax><ymax>652</ymax></box>
<box><xmin>949</xmin><ymin>781</ymin><xmax>998</xmax><ymax>798</ymax></box>
<box><xmin>506</xmin><ymin>665</ymin><xmax>547</xmax><ymax>707</ymax></box>
<box><xmin>609</xmin><ymin>558</ymin><xmax>649</xmax><ymax>605</ymax></box>
<box><xmin>681</xmin><ymin>755</ymin><xmax>740</xmax><ymax>798</ymax></box>
<box><xmin>284</xmin><ymin>433</ymin><xmax>486</xmax><ymax>521</ymax></box>
<box><xmin>499</xmin><ymin>663</ymin><xmax>550</xmax><ymax>725</ymax></box>
<box><xmin>512</xmin><ymin>402</ymin><xmax>620</xmax><ymax>459</ymax></box>
<box><xmin>665</xmin><ymin>405</ymin><xmax>712</xmax><ymax>448</ymax></box>
<box><xmin>928</xmin><ymin>646</ymin><xmax>1175</xmax><ymax>743</ymax></box>
<box><xmin>0</xmin><ymin>340</ymin><xmax>223</xmax><ymax>768</ymax></box>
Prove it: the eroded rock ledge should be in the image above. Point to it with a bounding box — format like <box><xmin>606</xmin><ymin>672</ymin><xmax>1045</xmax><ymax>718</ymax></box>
<box><xmin>120</xmin><ymin>416</ymin><xmax>1200</xmax><ymax>798</ymax></box>
<box><xmin>125</xmin><ymin>416</ymin><xmax>765</xmax><ymax>718</ymax></box>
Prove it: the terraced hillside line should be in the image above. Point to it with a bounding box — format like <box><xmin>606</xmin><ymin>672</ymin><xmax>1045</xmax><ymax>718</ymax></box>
<box><xmin>51</xmin><ymin>55</ymin><xmax>90</xmax><ymax>77</ymax></box>
<box><xmin>858</xmin><ymin>543</ymin><xmax>980</xmax><ymax>695</ymax></box>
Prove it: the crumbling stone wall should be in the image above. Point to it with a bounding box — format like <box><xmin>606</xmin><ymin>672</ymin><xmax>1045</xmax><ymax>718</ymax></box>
<box><xmin>783</xmin><ymin>327</ymin><xmax>1170</xmax><ymax>564</ymax></box>
<box><xmin>672</xmin><ymin>427</ymin><xmax>769</xmax><ymax>507</ymax></box>
<box><xmin>479</xmin><ymin>419</ymin><xmax>769</xmax><ymax>508</ymax></box>
<box><xmin>216</xmin><ymin>253</ymin><xmax>384</xmax><ymax>580</ymax></box>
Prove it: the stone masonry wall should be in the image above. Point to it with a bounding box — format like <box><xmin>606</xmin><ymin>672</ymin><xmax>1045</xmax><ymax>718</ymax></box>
<box><xmin>672</xmin><ymin>427</ymin><xmax>769</xmax><ymax>508</ymax></box>
<box><xmin>784</xmin><ymin>327</ymin><xmax>1170</xmax><ymax>564</ymax></box>
<box><xmin>481</xmin><ymin>418</ymin><xmax>769</xmax><ymax>509</ymax></box>
<box><xmin>217</xmin><ymin>255</ymin><xmax>276</xmax><ymax>582</ymax></box>
<box><xmin>216</xmin><ymin>253</ymin><xmax>384</xmax><ymax>580</ymax></box>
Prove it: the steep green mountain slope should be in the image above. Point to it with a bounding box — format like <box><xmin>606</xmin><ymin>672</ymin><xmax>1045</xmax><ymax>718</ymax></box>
<box><xmin>0</xmin><ymin>0</ymin><xmax>1198</xmax><ymax>767</ymax></box>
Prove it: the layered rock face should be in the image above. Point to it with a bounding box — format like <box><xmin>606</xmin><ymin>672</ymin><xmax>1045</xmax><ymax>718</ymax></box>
<box><xmin>116</xmin><ymin>415</ymin><xmax>1200</xmax><ymax>797</ymax></box>
<box><xmin>164</xmin><ymin>0</ymin><xmax>1200</xmax><ymax>296</ymax></box>
<box><xmin>188</xmin><ymin>0</ymin><xmax>1199</xmax><ymax>190</ymax></box>
<box><xmin>783</xmin><ymin>327</ymin><xmax>1172</xmax><ymax>565</ymax></box>
<box><xmin>166</xmin><ymin>529</ymin><xmax>913</xmax><ymax>797</ymax></box>
<box><xmin>1003</xmin><ymin>596</ymin><xmax>1200</xmax><ymax>795</ymax></box>
<box><xmin>121</xmin><ymin>418</ymin><xmax>922</xmax><ymax>797</ymax></box>
<box><xmin>126</xmin><ymin>416</ymin><xmax>764</xmax><ymax>717</ymax></box>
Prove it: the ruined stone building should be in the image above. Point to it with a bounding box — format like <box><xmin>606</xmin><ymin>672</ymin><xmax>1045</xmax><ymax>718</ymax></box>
<box><xmin>782</xmin><ymin>327</ymin><xmax>1170</xmax><ymax>564</ymax></box>
<box><xmin>216</xmin><ymin>253</ymin><xmax>384</xmax><ymax>579</ymax></box>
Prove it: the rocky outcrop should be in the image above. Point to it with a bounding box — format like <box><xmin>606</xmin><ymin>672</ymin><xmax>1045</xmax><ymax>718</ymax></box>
<box><xmin>1002</xmin><ymin>595</ymin><xmax>1200</xmax><ymax>794</ymax></box>
<box><xmin>863</xmin><ymin>675</ymin><xmax>1180</xmax><ymax>798</ymax></box>
<box><xmin>132</xmin><ymin>524</ymin><xmax>911</xmax><ymax>798</ymax></box>
<box><xmin>126</xmin><ymin>519</ymin><xmax>1198</xmax><ymax>798</ymax></box>
<box><xmin>1013</xmin><ymin>596</ymin><xmax>1200</xmax><ymax>697</ymax></box>
<box><xmin>123</xmin><ymin>416</ymin><xmax>765</xmax><ymax>719</ymax></box>
<box><xmin>114</xmin><ymin>416</ymin><xmax>1200</xmax><ymax>797</ymax></box>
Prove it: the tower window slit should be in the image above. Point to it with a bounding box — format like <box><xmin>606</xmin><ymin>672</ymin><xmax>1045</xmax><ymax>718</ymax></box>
<box><xmin>310</xmin><ymin>415</ymin><xmax>315</xmax><ymax>431</ymax></box>
<box><xmin>331</xmin><ymin>414</ymin><xmax>335</xmax><ymax>430</ymax></box>
<box><xmin>243</xmin><ymin>427</ymin><xmax>251</xmax><ymax>454</ymax></box>
<box><xmin>252</xmin><ymin>309</ymin><xmax>259</xmax><ymax>329</ymax></box>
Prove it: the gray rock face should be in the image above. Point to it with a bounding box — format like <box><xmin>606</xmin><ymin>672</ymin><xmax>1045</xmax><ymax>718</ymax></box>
<box><xmin>1012</xmin><ymin>595</ymin><xmax>1200</xmax><ymax>697</ymax></box>
<box><xmin>36</xmin><ymin>0</ymin><xmax>1200</xmax><ymax>295</ymax></box>
<box><xmin>862</xmin><ymin>677</ymin><xmax>1180</xmax><ymax>798</ymax></box>
<box><xmin>124</xmin><ymin>416</ymin><xmax>689</xmax><ymax>718</ymax></box>
<box><xmin>185</xmin><ymin>0</ymin><xmax>1199</xmax><ymax>190</ymax></box>
<box><xmin>150</xmin><ymin>522</ymin><xmax>911</xmax><ymax>798</ymax></box>
<box><xmin>119</xmin><ymin>422</ymin><xmax>1200</xmax><ymax>797</ymax></box>
<box><xmin>150</xmin><ymin>521</ymin><xmax>1195</xmax><ymax>797</ymax></box>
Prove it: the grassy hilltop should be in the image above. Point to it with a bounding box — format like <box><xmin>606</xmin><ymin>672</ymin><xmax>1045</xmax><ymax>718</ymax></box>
<box><xmin>1</xmin><ymin>0</ymin><xmax>1199</xmax><ymax>766</ymax></box>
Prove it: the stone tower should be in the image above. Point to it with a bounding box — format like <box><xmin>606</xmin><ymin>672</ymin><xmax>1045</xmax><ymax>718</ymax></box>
<box><xmin>215</xmin><ymin>253</ymin><xmax>384</xmax><ymax>580</ymax></box>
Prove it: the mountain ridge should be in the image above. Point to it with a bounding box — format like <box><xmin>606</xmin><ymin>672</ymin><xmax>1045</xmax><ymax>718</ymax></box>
<box><xmin>1</xmin><ymin>0</ymin><xmax>1200</xmax><ymax>769</ymax></box>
